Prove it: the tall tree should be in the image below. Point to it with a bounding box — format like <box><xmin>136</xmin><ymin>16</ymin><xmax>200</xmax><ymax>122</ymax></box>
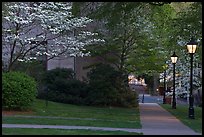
<box><xmin>73</xmin><ymin>2</ymin><xmax>202</xmax><ymax>95</ymax></box>
<box><xmin>73</xmin><ymin>2</ymin><xmax>178</xmax><ymax>74</ymax></box>
<box><xmin>72</xmin><ymin>2</ymin><xmax>177</xmax><ymax>94</ymax></box>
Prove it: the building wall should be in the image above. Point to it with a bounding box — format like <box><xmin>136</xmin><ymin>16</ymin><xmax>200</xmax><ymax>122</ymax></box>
<box><xmin>75</xmin><ymin>56</ymin><xmax>105</xmax><ymax>81</ymax></box>
<box><xmin>47</xmin><ymin>55</ymin><xmax>107</xmax><ymax>81</ymax></box>
<box><xmin>47</xmin><ymin>56</ymin><xmax>74</xmax><ymax>71</ymax></box>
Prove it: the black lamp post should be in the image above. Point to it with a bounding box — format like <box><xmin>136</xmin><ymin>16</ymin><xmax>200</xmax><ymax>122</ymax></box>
<box><xmin>163</xmin><ymin>70</ymin><xmax>166</xmax><ymax>104</ymax></box>
<box><xmin>163</xmin><ymin>64</ymin><xmax>167</xmax><ymax>104</ymax></box>
<box><xmin>186</xmin><ymin>37</ymin><xmax>198</xmax><ymax>119</ymax></box>
<box><xmin>171</xmin><ymin>52</ymin><xmax>178</xmax><ymax>109</ymax></box>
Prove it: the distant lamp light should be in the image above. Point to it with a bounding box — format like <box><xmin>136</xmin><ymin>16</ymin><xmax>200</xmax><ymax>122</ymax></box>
<box><xmin>187</xmin><ymin>37</ymin><xmax>198</xmax><ymax>54</ymax></box>
<box><xmin>171</xmin><ymin>52</ymin><xmax>178</xmax><ymax>64</ymax></box>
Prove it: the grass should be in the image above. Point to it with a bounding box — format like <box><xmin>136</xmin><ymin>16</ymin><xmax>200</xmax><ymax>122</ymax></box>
<box><xmin>32</xmin><ymin>99</ymin><xmax>140</xmax><ymax>122</ymax></box>
<box><xmin>2</xmin><ymin>117</ymin><xmax>138</xmax><ymax>128</ymax></box>
<box><xmin>3</xmin><ymin>99</ymin><xmax>141</xmax><ymax>128</ymax></box>
<box><xmin>160</xmin><ymin>104</ymin><xmax>202</xmax><ymax>133</ymax></box>
<box><xmin>2</xmin><ymin>128</ymin><xmax>143</xmax><ymax>135</ymax></box>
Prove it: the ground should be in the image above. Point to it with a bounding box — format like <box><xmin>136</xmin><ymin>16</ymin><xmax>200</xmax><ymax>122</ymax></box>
<box><xmin>2</xmin><ymin>110</ymin><xmax>34</xmax><ymax>115</ymax></box>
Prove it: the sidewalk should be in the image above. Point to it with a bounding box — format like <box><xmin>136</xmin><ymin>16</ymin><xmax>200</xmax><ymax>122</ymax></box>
<box><xmin>139</xmin><ymin>103</ymin><xmax>201</xmax><ymax>135</ymax></box>
<box><xmin>2</xmin><ymin>103</ymin><xmax>202</xmax><ymax>135</ymax></box>
<box><xmin>2</xmin><ymin>124</ymin><xmax>143</xmax><ymax>133</ymax></box>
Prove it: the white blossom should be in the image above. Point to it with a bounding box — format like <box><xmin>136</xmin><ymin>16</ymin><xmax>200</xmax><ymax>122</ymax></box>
<box><xmin>2</xmin><ymin>2</ymin><xmax>104</xmax><ymax>68</ymax></box>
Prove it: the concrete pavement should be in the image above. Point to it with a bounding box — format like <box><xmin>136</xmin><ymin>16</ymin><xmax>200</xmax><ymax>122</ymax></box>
<box><xmin>2</xmin><ymin>124</ymin><xmax>143</xmax><ymax>133</ymax></box>
<box><xmin>139</xmin><ymin>103</ymin><xmax>201</xmax><ymax>135</ymax></box>
<box><xmin>138</xmin><ymin>94</ymin><xmax>188</xmax><ymax>105</ymax></box>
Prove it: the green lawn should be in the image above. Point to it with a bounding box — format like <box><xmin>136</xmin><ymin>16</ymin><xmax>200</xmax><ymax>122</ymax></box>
<box><xmin>2</xmin><ymin>117</ymin><xmax>138</xmax><ymax>128</ymax></box>
<box><xmin>32</xmin><ymin>99</ymin><xmax>140</xmax><ymax>122</ymax></box>
<box><xmin>3</xmin><ymin>99</ymin><xmax>141</xmax><ymax>129</ymax></box>
<box><xmin>160</xmin><ymin>104</ymin><xmax>202</xmax><ymax>133</ymax></box>
<box><xmin>2</xmin><ymin>128</ymin><xmax>142</xmax><ymax>135</ymax></box>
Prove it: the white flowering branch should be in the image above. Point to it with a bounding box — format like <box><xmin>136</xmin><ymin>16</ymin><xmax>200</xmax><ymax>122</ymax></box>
<box><xmin>2</xmin><ymin>2</ymin><xmax>105</xmax><ymax>71</ymax></box>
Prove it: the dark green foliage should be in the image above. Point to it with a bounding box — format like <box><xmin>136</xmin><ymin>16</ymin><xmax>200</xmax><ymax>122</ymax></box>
<box><xmin>44</xmin><ymin>67</ymin><xmax>74</xmax><ymax>84</ymax></box>
<box><xmin>11</xmin><ymin>60</ymin><xmax>47</xmax><ymax>105</ymax></box>
<box><xmin>48</xmin><ymin>79</ymin><xmax>89</xmax><ymax>105</ymax></box>
<box><xmin>11</xmin><ymin>60</ymin><xmax>46</xmax><ymax>82</ymax></box>
<box><xmin>40</xmin><ymin>66</ymin><xmax>138</xmax><ymax>107</ymax></box>
<box><xmin>87</xmin><ymin>64</ymin><xmax>138</xmax><ymax>107</ymax></box>
<box><xmin>39</xmin><ymin>68</ymin><xmax>89</xmax><ymax>105</ymax></box>
<box><xmin>2</xmin><ymin>71</ymin><xmax>37</xmax><ymax>110</ymax></box>
<box><xmin>71</xmin><ymin>2</ymin><xmax>85</xmax><ymax>16</ymax></box>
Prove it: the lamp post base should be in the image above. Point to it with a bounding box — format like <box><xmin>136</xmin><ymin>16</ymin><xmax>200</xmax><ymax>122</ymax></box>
<box><xmin>163</xmin><ymin>98</ymin><xmax>166</xmax><ymax>104</ymax></box>
<box><xmin>172</xmin><ymin>101</ymin><xmax>176</xmax><ymax>109</ymax></box>
<box><xmin>189</xmin><ymin>96</ymin><xmax>195</xmax><ymax>119</ymax></box>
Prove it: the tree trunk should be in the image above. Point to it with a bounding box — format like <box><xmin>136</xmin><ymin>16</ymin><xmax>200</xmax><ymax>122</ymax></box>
<box><xmin>153</xmin><ymin>73</ymin><xmax>159</xmax><ymax>95</ymax></box>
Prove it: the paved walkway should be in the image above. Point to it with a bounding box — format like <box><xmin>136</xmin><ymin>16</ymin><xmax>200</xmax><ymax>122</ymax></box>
<box><xmin>2</xmin><ymin>103</ymin><xmax>202</xmax><ymax>135</ymax></box>
<box><xmin>139</xmin><ymin>103</ymin><xmax>201</xmax><ymax>135</ymax></box>
<box><xmin>2</xmin><ymin>124</ymin><xmax>143</xmax><ymax>133</ymax></box>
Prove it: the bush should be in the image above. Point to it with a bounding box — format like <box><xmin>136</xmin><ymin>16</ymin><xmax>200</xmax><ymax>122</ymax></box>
<box><xmin>11</xmin><ymin>60</ymin><xmax>47</xmax><ymax>102</ymax></box>
<box><xmin>39</xmin><ymin>68</ymin><xmax>89</xmax><ymax>105</ymax></box>
<box><xmin>2</xmin><ymin>71</ymin><xmax>37</xmax><ymax>110</ymax></box>
<box><xmin>37</xmin><ymin>67</ymin><xmax>75</xmax><ymax>99</ymax></box>
<box><xmin>11</xmin><ymin>60</ymin><xmax>46</xmax><ymax>82</ymax></box>
<box><xmin>87</xmin><ymin>64</ymin><xmax>138</xmax><ymax>107</ymax></box>
<box><xmin>117</xmin><ymin>89</ymin><xmax>138</xmax><ymax>107</ymax></box>
<box><xmin>47</xmin><ymin>79</ymin><xmax>89</xmax><ymax>105</ymax></box>
<box><xmin>44</xmin><ymin>67</ymin><xmax>74</xmax><ymax>83</ymax></box>
<box><xmin>39</xmin><ymin>66</ymin><xmax>138</xmax><ymax>107</ymax></box>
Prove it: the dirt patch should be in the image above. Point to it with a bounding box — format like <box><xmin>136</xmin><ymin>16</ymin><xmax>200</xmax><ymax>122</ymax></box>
<box><xmin>2</xmin><ymin>110</ymin><xmax>34</xmax><ymax>116</ymax></box>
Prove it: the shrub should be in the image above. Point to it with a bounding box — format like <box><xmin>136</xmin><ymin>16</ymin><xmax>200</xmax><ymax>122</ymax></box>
<box><xmin>117</xmin><ymin>88</ymin><xmax>138</xmax><ymax>107</ymax></box>
<box><xmin>2</xmin><ymin>71</ymin><xmax>37</xmax><ymax>110</ymax></box>
<box><xmin>87</xmin><ymin>64</ymin><xmax>138</xmax><ymax>107</ymax></box>
<box><xmin>11</xmin><ymin>60</ymin><xmax>47</xmax><ymax>102</ymax></box>
<box><xmin>47</xmin><ymin>79</ymin><xmax>89</xmax><ymax>105</ymax></box>
<box><xmin>37</xmin><ymin>67</ymin><xmax>75</xmax><ymax>99</ymax></box>
<box><xmin>11</xmin><ymin>60</ymin><xmax>46</xmax><ymax>82</ymax></box>
<box><xmin>44</xmin><ymin>67</ymin><xmax>74</xmax><ymax>84</ymax></box>
<box><xmin>39</xmin><ymin>66</ymin><xmax>138</xmax><ymax>107</ymax></box>
<box><xmin>40</xmin><ymin>68</ymin><xmax>89</xmax><ymax>105</ymax></box>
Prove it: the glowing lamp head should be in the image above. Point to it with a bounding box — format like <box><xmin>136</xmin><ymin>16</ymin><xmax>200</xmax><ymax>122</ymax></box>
<box><xmin>186</xmin><ymin>37</ymin><xmax>198</xmax><ymax>54</ymax></box>
<box><xmin>171</xmin><ymin>52</ymin><xmax>178</xmax><ymax>64</ymax></box>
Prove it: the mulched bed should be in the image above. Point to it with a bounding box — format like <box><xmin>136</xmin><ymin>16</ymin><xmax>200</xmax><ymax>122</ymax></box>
<box><xmin>2</xmin><ymin>110</ymin><xmax>34</xmax><ymax>116</ymax></box>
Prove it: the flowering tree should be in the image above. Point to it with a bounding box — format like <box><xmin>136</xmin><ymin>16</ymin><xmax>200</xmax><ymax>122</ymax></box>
<box><xmin>2</xmin><ymin>2</ymin><xmax>104</xmax><ymax>71</ymax></box>
<box><xmin>158</xmin><ymin>3</ymin><xmax>202</xmax><ymax>106</ymax></box>
<box><xmin>159</xmin><ymin>50</ymin><xmax>202</xmax><ymax>105</ymax></box>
